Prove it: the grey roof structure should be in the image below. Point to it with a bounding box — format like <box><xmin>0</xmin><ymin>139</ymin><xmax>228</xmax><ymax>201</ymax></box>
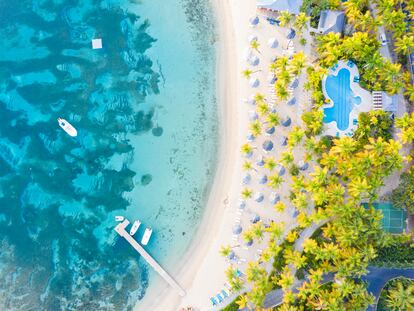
<box><xmin>257</xmin><ymin>0</ymin><xmax>303</xmax><ymax>15</ymax></box>
<box><xmin>317</xmin><ymin>10</ymin><xmax>345</xmax><ymax>34</ymax></box>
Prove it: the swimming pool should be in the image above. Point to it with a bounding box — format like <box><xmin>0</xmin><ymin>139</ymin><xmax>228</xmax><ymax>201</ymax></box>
<box><xmin>323</xmin><ymin>68</ymin><xmax>361</xmax><ymax>131</ymax></box>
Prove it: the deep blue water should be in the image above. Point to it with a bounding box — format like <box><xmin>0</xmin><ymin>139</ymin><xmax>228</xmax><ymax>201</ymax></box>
<box><xmin>323</xmin><ymin>68</ymin><xmax>361</xmax><ymax>131</ymax></box>
<box><xmin>0</xmin><ymin>0</ymin><xmax>217</xmax><ymax>310</ymax></box>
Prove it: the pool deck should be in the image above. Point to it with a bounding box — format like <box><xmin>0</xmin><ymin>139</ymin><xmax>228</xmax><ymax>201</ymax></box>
<box><xmin>322</xmin><ymin>60</ymin><xmax>372</xmax><ymax>137</ymax></box>
<box><xmin>114</xmin><ymin>220</ymin><xmax>186</xmax><ymax>297</ymax></box>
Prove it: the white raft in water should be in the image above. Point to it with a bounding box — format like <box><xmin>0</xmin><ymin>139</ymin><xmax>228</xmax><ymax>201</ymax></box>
<box><xmin>141</xmin><ymin>228</ymin><xmax>153</xmax><ymax>245</ymax></box>
<box><xmin>129</xmin><ymin>220</ymin><xmax>141</xmax><ymax>236</ymax></box>
<box><xmin>115</xmin><ymin>216</ymin><xmax>125</xmax><ymax>222</ymax></box>
<box><xmin>58</xmin><ymin>118</ymin><xmax>77</xmax><ymax>137</ymax></box>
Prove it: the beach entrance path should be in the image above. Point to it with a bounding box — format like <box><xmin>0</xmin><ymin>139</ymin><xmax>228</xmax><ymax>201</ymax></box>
<box><xmin>114</xmin><ymin>220</ymin><xmax>186</xmax><ymax>297</ymax></box>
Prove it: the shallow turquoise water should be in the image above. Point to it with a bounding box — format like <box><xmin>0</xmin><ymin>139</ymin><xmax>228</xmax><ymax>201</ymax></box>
<box><xmin>323</xmin><ymin>68</ymin><xmax>361</xmax><ymax>131</ymax></box>
<box><xmin>0</xmin><ymin>0</ymin><xmax>217</xmax><ymax>310</ymax></box>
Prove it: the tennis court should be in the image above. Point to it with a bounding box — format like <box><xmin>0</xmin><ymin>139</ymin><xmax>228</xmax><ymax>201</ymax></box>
<box><xmin>367</xmin><ymin>202</ymin><xmax>407</xmax><ymax>234</ymax></box>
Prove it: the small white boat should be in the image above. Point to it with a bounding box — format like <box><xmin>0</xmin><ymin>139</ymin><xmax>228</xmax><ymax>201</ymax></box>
<box><xmin>129</xmin><ymin>220</ymin><xmax>141</xmax><ymax>236</ymax></box>
<box><xmin>58</xmin><ymin>118</ymin><xmax>77</xmax><ymax>137</ymax></box>
<box><xmin>115</xmin><ymin>216</ymin><xmax>124</xmax><ymax>222</ymax></box>
<box><xmin>141</xmin><ymin>228</ymin><xmax>153</xmax><ymax>245</ymax></box>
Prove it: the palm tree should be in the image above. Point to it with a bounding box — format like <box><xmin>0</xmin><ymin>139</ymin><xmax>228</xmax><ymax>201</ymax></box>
<box><xmin>242</xmin><ymin>160</ymin><xmax>256</xmax><ymax>172</ymax></box>
<box><xmin>241</xmin><ymin>187</ymin><xmax>253</xmax><ymax>199</ymax></box>
<box><xmin>242</xmin><ymin>69</ymin><xmax>253</xmax><ymax>79</ymax></box>
<box><xmin>405</xmin><ymin>82</ymin><xmax>414</xmax><ymax>102</ymax></box>
<box><xmin>294</xmin><ymin>12</ymin><xmax>309</xmax><ymax>34</ymax></box>
<box><xmin>219</xmin><ymin>245</ymin><xmax>232</xmax><ymax>257</ymax></box>
<box><xmin>278</xmin><ymin>11</ymin><xmax>293</xmax><ymax>27</ymax></box>
<box><xmin>394</xmin><ymin>35</ymin><xmax>414</xmax><ymax>55</ymax></box>
<box><xmin>386</xmin><ymin>281</ymin><xmax>414</xmax><ymax>310</ymax></box>
<box><xmin>241</xmin><ymin>143</ymin><xmax>253</xmax><ymax>156</ymax></box>
<box><xmin>280</xmin><ymin>150</ymin><xmax>294</xmax><ymax>165</ymax></box>
<box><xmin>264</xmin><ymin>157</ymin><xmax>277</xmax><ymax>171</ymax></box>
<box><xmin>266</xmin><ymin>112</ymin><xmax>280</xmax><ymax>127</ymax></box>
<box><xmin>236</xmin><ymin>295</ymin><xmax>249</xmax><ymax>309</ymax></box>
<box><xmin>289</xmin><ymin>51</ymin><xmax>306</xmax><ymax>75</ymax></box>
<box><xmin>250</xmin><ymin>39</ymin><xmax>260</xmax><ymax>53</ymax></box>
<box><xmin>256</xmin><ymin>102</ymin><xmax>269</xmax><ymax>117</ymax></box>
<box><xmin>268</xmin><ymin>174</ymin><xmax>283</xmax><ymax>189</ymax></box>
<box><xmin>249</xmin><ymin>120</ymin><xmax>262</xmax><ymax>137</ymax></box>
<box><xmin>274</xmin><ymin>201</ymin><xmax>286</xmax><ymax>212</ymax></box>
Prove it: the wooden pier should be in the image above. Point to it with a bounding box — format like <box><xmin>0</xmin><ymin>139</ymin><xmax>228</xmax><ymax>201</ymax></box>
<box><xmin>114</xmin><ymin>220</ymin><xmax>186</xmax><ymax>297</ymax></box>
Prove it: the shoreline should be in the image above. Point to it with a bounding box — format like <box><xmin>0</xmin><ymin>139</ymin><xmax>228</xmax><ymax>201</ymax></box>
<box><xmin>134</xmin><ymin>0</ymin><xmax>239</xmax><ymax>309</ymax></box>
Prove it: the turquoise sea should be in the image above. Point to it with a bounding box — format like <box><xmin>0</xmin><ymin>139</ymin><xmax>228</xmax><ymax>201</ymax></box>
<box><xmin>0</xmin><ymin>0</ymin><xmax>218</xmax><ymax>310</ymax></box>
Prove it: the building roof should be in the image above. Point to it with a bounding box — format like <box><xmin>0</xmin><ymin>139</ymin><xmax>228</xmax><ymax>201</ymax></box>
<box><xmin>317</xmin><ymin>10</ymin><xmax>345</xmax><ymax>34</ymax></box>
<box><xmin>257</xmin><ymin>0</ymin><xmax>303</xmax><ymax>15</ymax></box>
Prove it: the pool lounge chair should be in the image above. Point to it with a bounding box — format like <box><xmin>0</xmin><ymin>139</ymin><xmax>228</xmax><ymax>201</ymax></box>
<box><xmin>221</xmin><ymin>289</ymin><xmax>229</xmax><ymax>298</ymax></box>
<box><xmin>353</xmin><ymin>76</ymin><xmax>360</xmax><ymax>83</ymax></box>
<box><xmin>332</xmin><ymin>63</ymin><xmax>338</xmax><ymax>70</ymax></box>
<box><xmin>210</xmin><ymin>297</ymin><xmax>218</xmax><ymax>306</ymax></box>
<box><xmin>217</xmin><ymin>293</ymin><xmax>224</xmax><ymax>303</ymax></box>
<box><xmin>353</xmin><ymin>119</ymin><xmax>358</xmax><ymax>125</ymax></box>
<box><xmin>347</xmin><ymin>60</ymin><xmax>354</xmax><ymax>68</ymax></box>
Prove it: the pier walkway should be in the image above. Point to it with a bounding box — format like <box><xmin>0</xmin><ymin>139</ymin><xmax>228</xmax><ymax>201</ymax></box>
<box><xmin>114</xmin><ymin>220</ymin><xmax>186</xmax><ymax>297</ymax></box>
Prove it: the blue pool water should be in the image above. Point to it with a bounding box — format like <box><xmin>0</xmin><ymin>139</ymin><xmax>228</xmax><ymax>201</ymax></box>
<box><xmin>323</xmin><ymin>68</ymin><xmax>361</xmax><ymax>131</ymax></box>
<box><xmin>0</xmin><ymin>0</ymin><xmax>217</xmax><ymax>310</ymax></box>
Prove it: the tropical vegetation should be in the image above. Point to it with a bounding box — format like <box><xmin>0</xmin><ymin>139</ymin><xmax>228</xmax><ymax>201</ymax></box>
<box><xmin>377</xmin><ymin>277</ymin><xmax>414</xmax><ymax>311</ymax></box>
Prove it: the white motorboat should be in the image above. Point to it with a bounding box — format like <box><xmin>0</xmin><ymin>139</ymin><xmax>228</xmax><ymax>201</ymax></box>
<box><xmin>58</xmin><ymin>118</ymin><xmax>77</xmax><ymax>137</ymax></box>
<box><xmin>141</xmin><ymin>228</ymin><xmax>153</xmax><ymax>245</ymax></box>
<box><xmin>115</xmin><ymin>216</ymin><xmax>124</xmax><ymax>222</ymax></box>
<box><xmin>129</xmin><ymin>220</ymin><xmax>141</xmax><ymax>236</ymax></box>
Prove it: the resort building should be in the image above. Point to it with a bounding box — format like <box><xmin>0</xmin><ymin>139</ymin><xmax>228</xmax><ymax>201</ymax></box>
<box><xmin>317</xmin><ymin>10</ymin><xmax>345</xmax><ymax>34</ymax></box>
<box><xmin>372</xmin><ymin>91</ymin><xmax>398</xmax><ymax>114</ymax></box>
<box><xmin>256</xmin><ymin>0</ymin><xmax>303</xmax><ymax>15</ymax></box>
<box><xmin>322</xmin><ymin>60</ymin><xmax>372</xmax><ymax>137</ymax></box>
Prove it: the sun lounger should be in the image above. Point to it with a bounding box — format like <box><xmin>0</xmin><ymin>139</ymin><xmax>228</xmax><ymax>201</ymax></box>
<box><xmin>353</xmin><ymin>76</ymin><xmax>360</xmax><ymax>83</ymax></box>
<box><xmin>217</xmin><ymin>293</ymin><xmax>224</xmax><ymax>303</ymax></box>
<box><xmin>210</xmin><ymin>297</ymin><xmax>218</xmax><ymax>306</ymax></box>
<box><xmin>221</xmin><ymin>289</ymin><xmax>229</xmax><ymax>298</ymax></box>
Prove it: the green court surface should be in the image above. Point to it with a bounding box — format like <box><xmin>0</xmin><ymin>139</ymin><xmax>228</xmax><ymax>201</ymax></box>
<box><xmin>365</xmin><ymin>202</ymin><xmax>407</xmax><ymax>234</ymax></box>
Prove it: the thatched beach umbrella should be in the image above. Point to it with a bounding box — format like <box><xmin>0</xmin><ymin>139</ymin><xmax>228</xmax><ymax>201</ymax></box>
<box><xmin>269</xmin><ymin>192</ymin><xmax>280</xmax><ymax>204</ymax></box>
<box><xmin>250</xmin><ymin>16</ymin><xmax>260</xmax><ymax>27</ymax></box>
<box><xmin>287</xmin><ymin>97</ymin><xmax>297</xmax><ymax>106</ymax></box>
<box><xmin>265</xmin><ymin>126</ymin><xmax>275</xmax><ymax>135</ymax></box>
<box><xmin>262</xmin><ymin>140</ymin><xmax>274</xmax><ymax>152</ymax></box>
<box><xmin>255</xmin><ymin>192</ymin><xmax>264</xmax><ymax>202</ymax></box>
<box><xmin>289</xmin><ymin>78</ymin><xmax>299</xmax><ymax>89</ymax></box>
<box><xmin>242</xmin><ymin>173</ymin><xmax>251</xmax><ymax>185</ymax></box>
<box><xmin>298</xmin><ymin>160</ymin><xmax>309</xmax><ymax>171</ymax></box>
<box><xmin>281</xmin><ymin>117</ymin><xmax>291</xmax><ymax>127</ymax></box>
<box><xmin>279</xmin><ymin>136</ymin><xmax>288</xmax><ymax>146</ymax></box>
<box><xmin>249</xmin><ymin>55</ymin><xmax>260</xmax><ymax>66</ymax></box>
<box><xmin>286</xmin><ymin>28</ymin><xmax>296</xmax><ymax>39</ymax></box>
<box><xmin>258</xmin><ymin>175</ymin><xmax>268</xmax><ymax>184</ymax></box>
<box><xmin>268</xmin><ymin>74</ymin><xmax>276</xmax><ymax>84</ymax></box>
<box><xmin>249</xmin><ymin>77</ymin><xmax>260</xmax><ymax>88</ymax></box>
<box><xmin>249</xmin><ymin>110</ymin><xmax>258</xmax><ymax>121</ymax></box>
<box><xmin>276</xmin><ymin>164</ymin><xmax>286</xmax><ymax>176</ymax></box>
<box><xmin>256</xmin><ymin>156</ymin><xmax>265</xmax><ymax>166</ymax></box>
<box><xmin>233</xmin><ymin>224</ymin><xmax>243</xmax><ymax>235</ymax></box>
<box><xmin>268</xmin><ymin>37</ymin><xmax>278</xmax><ymax>48</ymax></box>
<box><xmin>238</xmin><ymin>200</ymin><xmax>246</xmax><ymax>210</ymax></box>
<box><xmin>246</xmin><ymin>95</ymin><xmax>256</xmax><ymax>105</ymax></box>
<box><xmin>251</xmin><ymin>214</ymin><xmax>261</xmax><ymax>223</ymax></box>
